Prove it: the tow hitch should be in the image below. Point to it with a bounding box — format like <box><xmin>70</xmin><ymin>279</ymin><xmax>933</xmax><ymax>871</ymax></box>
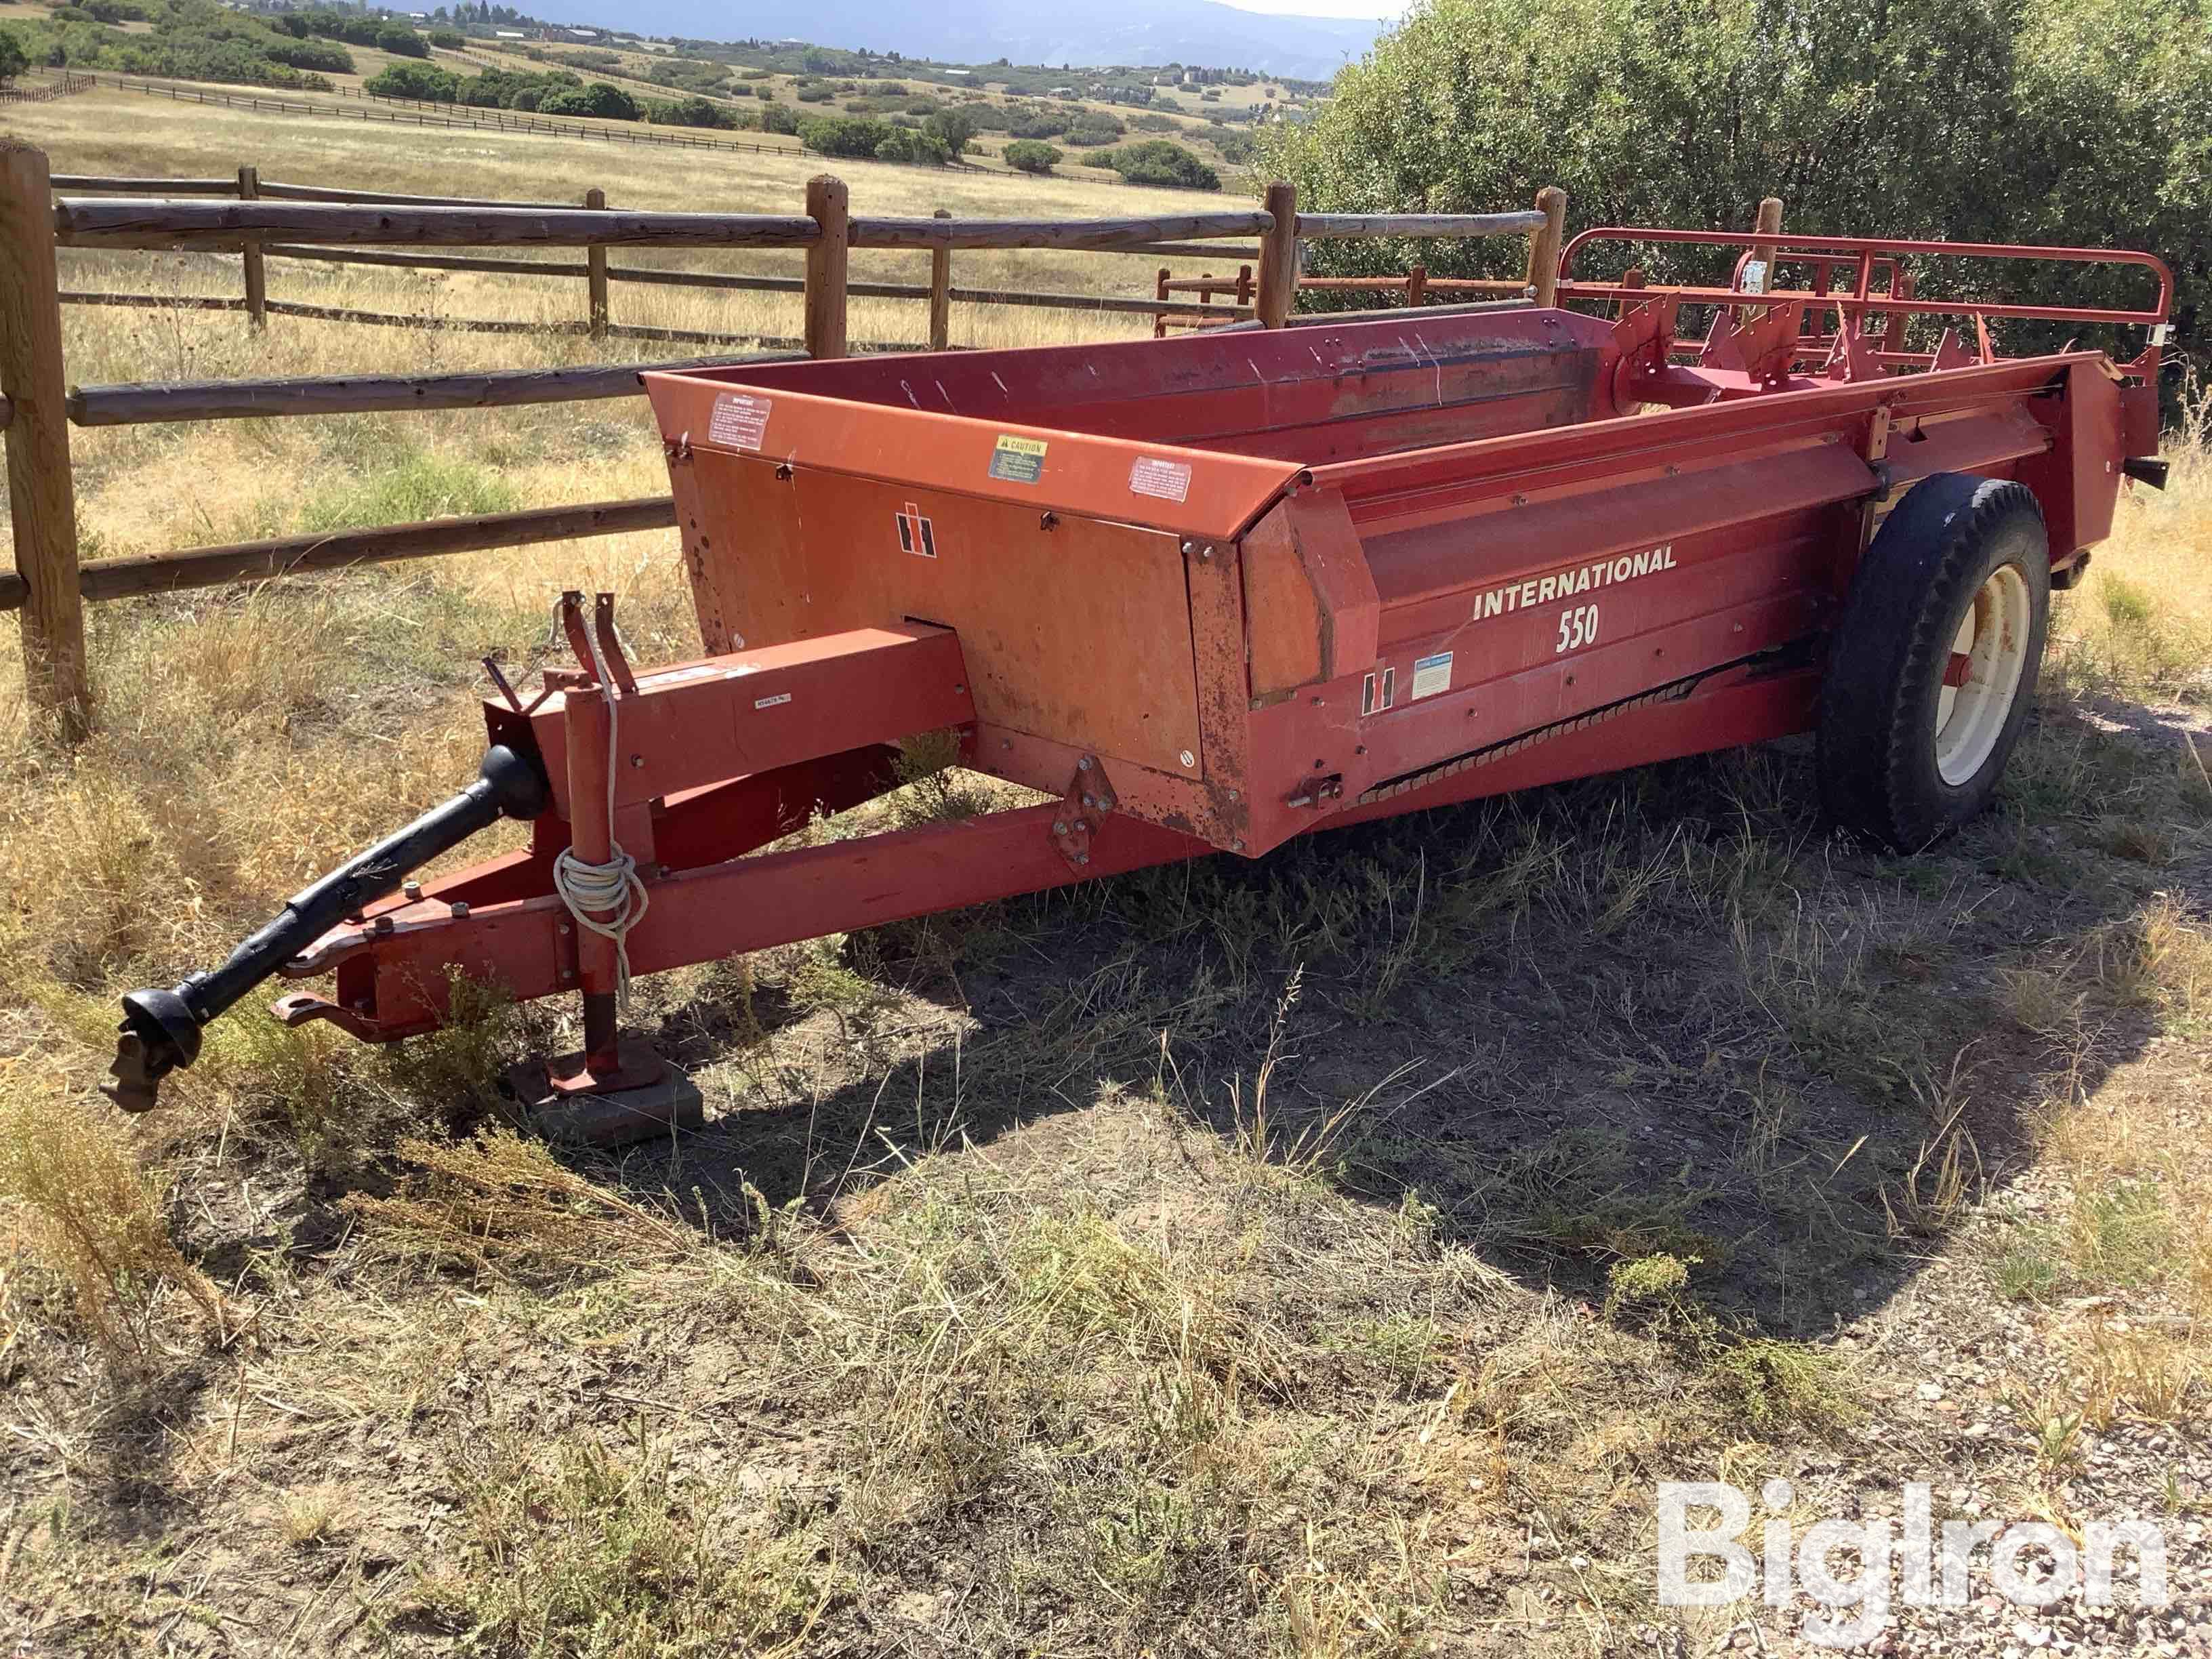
<box><xmin>104</xmin><ymin>742</ymin><xmax>549</xmax><ymax>1113</ymax></box>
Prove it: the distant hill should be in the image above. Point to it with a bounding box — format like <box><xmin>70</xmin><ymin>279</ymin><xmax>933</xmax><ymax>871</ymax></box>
<box><xmin>552</xmin><ymin>0</ymin><xmax>1382</xmax><ymax>82</ymax></box>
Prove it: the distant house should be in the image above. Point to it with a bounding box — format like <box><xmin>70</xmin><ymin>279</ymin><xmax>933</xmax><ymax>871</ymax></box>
<box><xmin>494</xmin><ymin>28</ymin><xmax>525</xmax><ymax>37</ymax></box>
<box><xmin>1048</xmin><ymin>85</ymin><xmax>1074</xmax><ymax>95</ymax></box>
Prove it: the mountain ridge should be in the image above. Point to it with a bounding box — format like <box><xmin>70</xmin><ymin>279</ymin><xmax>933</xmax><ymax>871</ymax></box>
<box><xmin>548</xmin><ymin>0</ymin><xmax>1382</xmax><ymax>83</ymax></box>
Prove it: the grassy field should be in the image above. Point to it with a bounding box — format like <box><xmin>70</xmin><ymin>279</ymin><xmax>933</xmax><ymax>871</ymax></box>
<box><xmin>0</xmin><ymin>5</ymin><xmax>1266</xmax><ymax>186</ymax></box>
<box><xmin>2</xmin><ymin>94</ymin><xmax>2209</xmax><ymax>1658</ymax></box>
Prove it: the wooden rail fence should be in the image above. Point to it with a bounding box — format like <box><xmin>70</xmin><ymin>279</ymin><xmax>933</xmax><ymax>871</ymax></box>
<box><xmin>0</xmin><ymin>140</ymin><xmax>1566</xmax><ymax>739</ymax></box>
<box><xmin>49</xmin><ymin>165</ymin><xmax>1279</xmax><ymax>342</ymax></box>
<box><xmin>0</xmin><ymin>73</ymin><xmax>96</xmax><ymax>105</ymax></box>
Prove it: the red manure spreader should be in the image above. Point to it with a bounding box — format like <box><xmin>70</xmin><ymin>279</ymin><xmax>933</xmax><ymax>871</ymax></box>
<box><xmin>106</xmin><ymin>225</ymin><xmax>2174</xmax><ymax>1139</ymax></box>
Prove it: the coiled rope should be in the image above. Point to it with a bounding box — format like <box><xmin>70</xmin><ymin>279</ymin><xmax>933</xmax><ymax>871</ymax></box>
<box><xmin>550</xmin><ymin>600</ymin><xmax>649</xmax><ymax>1010</ymax></box>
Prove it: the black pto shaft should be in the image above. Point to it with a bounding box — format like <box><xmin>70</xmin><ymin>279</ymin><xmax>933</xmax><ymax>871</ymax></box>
<box><xmin>104</xmin><ymin>743</ymin><xmax>549</xmax><ymax>1113</ymax></box>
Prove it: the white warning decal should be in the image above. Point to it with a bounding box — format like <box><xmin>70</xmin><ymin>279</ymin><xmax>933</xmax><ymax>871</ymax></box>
<box><xmin>1128</xmin><ymin>455</ymin><xmax>1194</xmax><ymax>503</ymax></box>
<box><xmin>1410</xmin><ymin>651</ymin><xmax>1453</xmax><ymax>699</ymax></box>
<box><xmin>707</xmin><ymin>392</ymin><xmax>771</xmax><ymax>451</ymax></box>
<box><xmin>1470</xmin><ymin>542</ymin><xmax>1676</xmax><ymax>622</ymax></box>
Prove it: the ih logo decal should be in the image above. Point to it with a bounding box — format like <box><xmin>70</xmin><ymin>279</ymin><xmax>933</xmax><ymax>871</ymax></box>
<box><xmin>896</xmin><ymin>501</ymin><xmax>937</xmax><ymax>558</ymax></box>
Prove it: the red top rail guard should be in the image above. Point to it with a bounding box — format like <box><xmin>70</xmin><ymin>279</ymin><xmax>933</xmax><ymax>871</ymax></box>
<box><xmin>1557</xmin><ymin>227</ymin><xmax>2173</xmax><ymax>337</ymax></box>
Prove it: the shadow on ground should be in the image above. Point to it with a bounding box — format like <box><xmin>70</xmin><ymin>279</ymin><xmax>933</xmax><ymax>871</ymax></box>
<box><xmin>587</xmin><ymin>695</ymin><xmax>2209</xmax><ymax>1342</ymax></box>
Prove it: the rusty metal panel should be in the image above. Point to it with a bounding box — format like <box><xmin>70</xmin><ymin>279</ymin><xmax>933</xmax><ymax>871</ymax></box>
<box><xmin>676</xmin><ymin>446</ymin><xmax>1210</xmax><ymax>779</ymax></box>
<box><xmin>524</xmin><ymin>626</ymin><xmax>973</xmax><ymax>813</ymax></box>
<box><xmin>644</xmin><ymin>370</ymin><xmax>1303</xmax><ymax>542</ymax></box>
<box><xmin>1240</xmin><ymin>508</ymin><xmax>1326</xmax><ymax>698</ymax></box>
<box><xmin>2019</xmin><ymin>360</ymin><xmax>2124</xmax><ymax>556</ymax></box>
<box><xmin>1241</xmin><ymin>489</ymin><xmax>1382</xmax><ymax>701</ymax></box>
<box><xmin>1362</xmin><ymin>440</ymin><xmax>1877</xmax><ymax>644</ymax></box>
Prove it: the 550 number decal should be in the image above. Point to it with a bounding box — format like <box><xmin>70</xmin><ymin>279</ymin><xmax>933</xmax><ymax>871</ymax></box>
<box><xmin>1556</xmin><ymin>604</ymin><xmax>1599</xmax><ymax>655</ymax></box>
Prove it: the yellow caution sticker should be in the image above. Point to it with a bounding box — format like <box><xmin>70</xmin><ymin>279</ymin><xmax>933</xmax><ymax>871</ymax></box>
<box><xmin>988</xmin><ymin>434</ymin><xmax>1048</xmax><ymax>484</ymax></box>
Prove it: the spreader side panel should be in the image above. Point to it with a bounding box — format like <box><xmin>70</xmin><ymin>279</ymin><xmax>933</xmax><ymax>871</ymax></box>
<box><xmin>677</xmin><ymin>447</ymin><xmax>1208</xmax><ymax>779</ymax></box>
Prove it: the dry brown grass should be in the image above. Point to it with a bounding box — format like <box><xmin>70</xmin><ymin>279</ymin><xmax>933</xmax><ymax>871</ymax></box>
<box><xmin>0</xmin><ymin>1059</ymin><xmax>224</xmax><ymax>1364</ymax></box>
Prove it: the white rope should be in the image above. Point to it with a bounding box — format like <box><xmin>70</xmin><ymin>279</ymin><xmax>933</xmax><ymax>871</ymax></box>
<box><xmin>551</xmin><ymin>599</ymin><xmax>649</xmax><ymax>1010</ymax></box>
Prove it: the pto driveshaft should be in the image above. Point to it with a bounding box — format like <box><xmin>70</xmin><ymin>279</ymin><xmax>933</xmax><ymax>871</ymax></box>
<box><xmin>103</xmin><ymin>743</ymin><xmax>548</xmax><ymax>1113</ymax></box>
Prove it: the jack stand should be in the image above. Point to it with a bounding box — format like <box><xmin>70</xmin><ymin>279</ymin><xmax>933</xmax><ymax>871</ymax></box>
<box><xmin>505</xmin><ymin>1045</ymin><xmax>704</xmax><ymax>1148</ymax></box>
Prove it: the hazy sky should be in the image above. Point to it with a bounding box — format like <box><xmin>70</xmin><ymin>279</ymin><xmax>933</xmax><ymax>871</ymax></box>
<box><xmin>1216</xmin><ymin>0</ymin><xmax>1412</xmax><ymax>16</ymax></box>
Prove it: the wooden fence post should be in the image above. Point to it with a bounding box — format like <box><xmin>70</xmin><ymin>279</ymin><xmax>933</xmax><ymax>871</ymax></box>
<box><xmin>0</xmin><ymin>142</ymin><xmax>89</xmax><ymax>737</ymax></box>
<box><xmin>1254</xmin><ymin>180</ymin><xmax>1297</xmax><ymax>328</ymax></box>
<box><xmin>802</xmin><ymin>174</ymin><xmax>849</xmax><ymax>360</ymax></box>
<box><xmin>1406</xmin><ymin>263</ymin><xmax>1427</xmax><ymax>308</ymax></box>
<box><xmin>237</xmin><ymin>163</ymin><xmax>266</xmax><ymax>330</ymax></box>
<box><xmin>584</xmin><ymin>186</ymin><xmax>609</xmax><ymax>340</ymax></box>
<box><xmin>1525</xmin><ymin>186</ymin><xmax>1567</xmax><ymax>308</ymax></box>
<box><xmin>1749</xmin><ymin>195</ymin><xmax>1783</xmax><ymax>293</ymax></box>
<box><xmin>928</xmin><ymin>207</ymin><xmax>951</xmax><ymax>351</ymax></box>
<box><xmin>1154</xmin><ymin>266</ymin><xmax>1170</xmax><ymax>338</ymax></box>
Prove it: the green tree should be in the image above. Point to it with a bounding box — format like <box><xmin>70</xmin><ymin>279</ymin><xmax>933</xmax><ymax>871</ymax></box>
<box><xmin>646</xmin><ymin>93</ymin><xmax>733</xmax><ymax>129</ymax></box>
<box><xmin>875</xmin><ymin>125</ymin><xmax>951</xmax><ymax>164</ymax></box>
<box><xmin>924</xmin><ymin>106</ymin><xmax>977</xmax><ymax>156</ymax></box>
<box><xmin>1003</xmin><ymin>138</ymin><xmax>1062</xmax><ymax>175</ymax></box>
<box><xmin>365</xmin><ymin>60</ymin><xmax>458</xmax><ymax>101</ymax></box>
<box><xmin>375</xmin><ymin>22</ymin><xmax>430</xmax><ymax>58</ymax></box>
<box><xmin>541</xmin><ymin>81</ymin><xmax>638</xmax><ymax>120</ymax></box>
<box><xmin>1098</xmin><ymin>140</ymin><xmax>1220</xmax><ymax>190</ymax></box>
<box><xmin>0</xmin><ymin>26</ymin><xmax>25</xmax><ymax>83</ymax></box>
<box><xmin>798</xmin><ymin>114</ymin><xmax>893</xmax><ymax>157</ymax></box>
<box><xmin>1261</xmin><ymin>0</ymin><xmax>2203</xmax><ymax>359</ymax></box>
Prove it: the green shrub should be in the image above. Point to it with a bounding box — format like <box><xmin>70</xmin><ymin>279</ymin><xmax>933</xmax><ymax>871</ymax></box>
<box><xmin>375</xmin><ymin>22</ymin><xmax>429</xmax><ymax>58</ymax></box>
<box><xmin>428</xmin><ymin>27</ymin><xmax>464</xmax><ymax>49</ymax></box>
<box><xmin>645</xmin><ymin>93</ymin><xmax>733</xmax><ymax>129</ymax></box>
<box><xmin>1063</xmin><ymin>112</ymin><xmax>1125</xmax><ymax>147</ymax></box>
<box><xmin>1002</xmin><ymin>139</ymin><xmax>1061</xmax><ymax>174</ymax></box>
<box><xmin>366</xmin><ymin>60</ymin><xmax>458</xmax><ymax>101</ymax></box>
<box><xmin>798</xmin><ymin>113</ymin><xmax>893</xmax><ymax>158</ymax></box>
<box><xmin>874</xmin><ymin>126</ymin><xmax>950</xmax><ymax>165</ymax></box>
<box><xmin>0</xmin><ymin>28</ymin><xmax>26</xmax><ymax>83</ymax></box>
<box><xmin>1096</xmin><ymin>140</ymin><xmax>1220</xmax><ymax>190</ymax></box>
<box><xmin>760</xmin><ymin>101</ymin><xmax>798</xmax><ymax>134</ymax></box>
<box><xmin>265</xmin><ymin>36</ymin><xmax>352</xmax><ymax>73</ymax></box>
<box><xmin>539</xmin><ymin>80</ymin><xmax>637</xmax><ymax>121</ymax></box>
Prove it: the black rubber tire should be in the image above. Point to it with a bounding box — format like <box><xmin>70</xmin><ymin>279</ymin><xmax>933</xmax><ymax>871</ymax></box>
<box><xmin>1816</xmin><ymin>473</ymin><xmax>2050</xmax><ymax>852</ymax></box>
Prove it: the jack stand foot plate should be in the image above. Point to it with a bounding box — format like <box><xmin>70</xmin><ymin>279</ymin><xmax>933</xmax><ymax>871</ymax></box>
<box><xmin>506</xmin><ymin>1050</ymin><xmax>703</xmax><ymax>1148</ymax></box>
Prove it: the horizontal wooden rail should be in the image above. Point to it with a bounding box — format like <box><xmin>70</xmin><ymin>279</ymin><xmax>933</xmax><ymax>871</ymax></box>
<box><xmin>54</xmin><ymin>200</ymin><xmax>823</xmax><ymax>251</ymax></box>
<box><xmin>51</xmin><ymin>174</ymin><xmax>240</xmax><ymax>194</ymax></box>
<box><xmin>256</xmin><ymin>180</ymin><xmax>581</xmax><ymax>210</ymax></box>
<box><xmin>61</xmin><ymin>290</ymin><xmax>250</xmax><ymax>312</ymax></box>
<box><xmin>67</xmin><ymin>352</ymin><xmax>787</xmax><ymax>426</ymax></box>
<box><xmin>265</xmin><ymin>244</ymin><xmax>590</xmax><ymax>278</ymax></box>
<box><xmin>1130</xmin><ymin>243</ymin><xmax>1266</xmax><ymax>261</ymax></box>
<box><xmin>264</xmin><ymin>300</ymin><xmax>579</xmax><ymax>333</ymax></box>
<box><xmin>251</xmin><ymin>247</ymin><xmax>1243</xmax><ymax>319</ymax></box>
<box><xmin>848</xmin><ymin>213</ymin><xmax>1273</xmax><ymax>251</ymax></box>
<box><xmin>1296</xmin><ymin>211</ymin><xmax>1550</xmax><ymax>240</ymax></box>
<box><xmin>0</xmin><ymin>496</ymin><xmax>680</xmax><ymax>610</ymax></box>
